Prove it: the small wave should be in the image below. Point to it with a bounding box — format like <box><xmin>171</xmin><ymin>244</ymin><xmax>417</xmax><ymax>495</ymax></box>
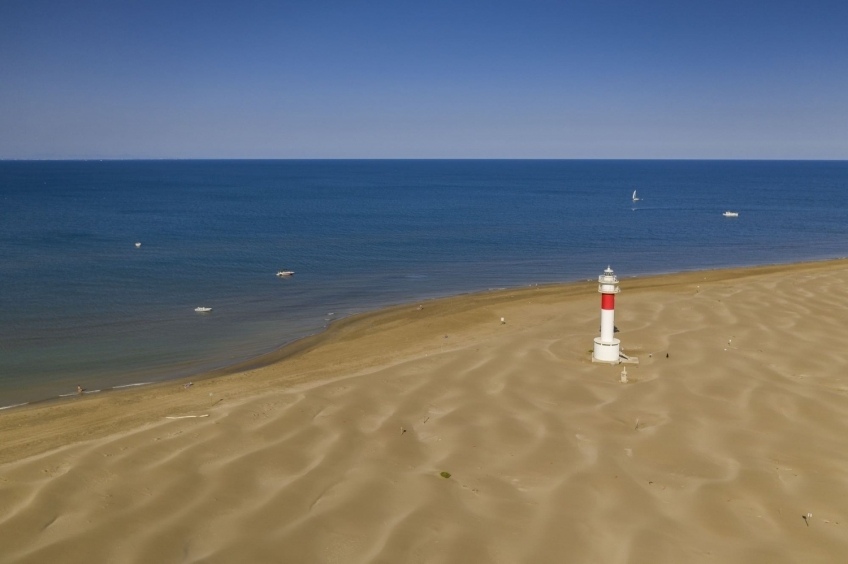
<box><xmin>113</xmin><ymin>382</ymin><xmax>153</xmax><ymax>389</ymax></box>
<box><xmin>59</xmin><ymin>389</ymin><xmax>102</xmax><ymax>397</ymax></box>
<box><xmin>0</xmin><ymin>402</ymin><xmax>29</xmax><ymax>411</ymax></box>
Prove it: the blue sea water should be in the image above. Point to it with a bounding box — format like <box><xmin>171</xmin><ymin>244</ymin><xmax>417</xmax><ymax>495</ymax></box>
<box><xmin>1</xmin><ymin>160</ymin><xmax>846</xmax><ymax>408</ymax></box>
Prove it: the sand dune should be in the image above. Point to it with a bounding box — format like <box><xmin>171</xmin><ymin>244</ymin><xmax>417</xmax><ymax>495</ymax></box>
<box><xmin>2</xmin><ymin>261</ymin><xmax>848</xmax><ymax>563</ymax></box>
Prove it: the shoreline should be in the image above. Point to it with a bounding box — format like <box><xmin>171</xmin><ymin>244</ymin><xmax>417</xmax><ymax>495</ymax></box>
<box><xmin>4</xmin><ymin>257</ymin><xmax>844</xmax><ymax>415</ymax></box>
<box><xmin>2</xmin><ymin>257</ymin><xmax>846</xmax><ymax>465</ymax></box>
<box><xmin>4</xmin><ymin>257</ymin><xmax>844</xmax><ymax>414</ymax></box>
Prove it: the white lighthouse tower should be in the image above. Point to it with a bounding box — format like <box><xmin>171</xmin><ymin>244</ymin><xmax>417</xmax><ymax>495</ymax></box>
<box><xmin>593</xmin><ymin>266</ymin><xmax>621</xmax><ymax>363</ymax></box>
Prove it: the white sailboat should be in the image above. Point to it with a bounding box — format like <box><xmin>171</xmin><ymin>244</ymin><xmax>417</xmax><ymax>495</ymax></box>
<box><xmin>632</xmin><ymin>190</ymin><xmax>640</xmax><ymax>202</ymax></box>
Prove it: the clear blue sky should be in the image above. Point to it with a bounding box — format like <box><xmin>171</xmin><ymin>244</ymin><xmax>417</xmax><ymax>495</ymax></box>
<box><xmin>1</xmin><ymin>0</ymin><xmax>846</xmax><ymax>159</ymax></box>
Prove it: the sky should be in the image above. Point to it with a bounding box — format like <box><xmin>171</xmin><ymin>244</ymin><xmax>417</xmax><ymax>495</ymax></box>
<box><xmin>1</xmin><ymin>0</ymin><xmax>846</xmax><ymax>159</ymax></box>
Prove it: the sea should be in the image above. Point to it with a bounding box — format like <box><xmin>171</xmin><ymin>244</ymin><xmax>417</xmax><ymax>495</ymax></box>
<box><xmin>1</xmin><ymin>160</ymin><xmax>846</xmax><ymax>409</ymax></box>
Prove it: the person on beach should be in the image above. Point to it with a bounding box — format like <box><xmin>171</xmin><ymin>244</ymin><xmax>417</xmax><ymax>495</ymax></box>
<box><xmin>76</xmin><ymin>385</ymin><xmax>84</xmax><ymax>394</ymax></box>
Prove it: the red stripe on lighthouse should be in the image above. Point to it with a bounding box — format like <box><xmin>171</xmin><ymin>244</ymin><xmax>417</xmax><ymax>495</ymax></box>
<box><xmin>601</xmin><ymin>294</ymin><xmax>615</xmax><ymax>310</ymax></box>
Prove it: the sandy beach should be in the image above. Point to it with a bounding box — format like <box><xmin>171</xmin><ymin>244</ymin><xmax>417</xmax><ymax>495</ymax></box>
<box><xmin>2</xmin><ymin>261</ymin><xmax>848</xmax><ymax>563</ymax></box>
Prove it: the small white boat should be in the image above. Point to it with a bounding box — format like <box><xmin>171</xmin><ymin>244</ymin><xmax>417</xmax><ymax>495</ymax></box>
<box><xmin>276</xmin><ymin>270</ymin><xmax>295</xmax><ymax>277</ymax></box>
<box><xmin>194</xmin><ymin>306</ymin><xmax>212</xmax><ymax>313</ymax></box>
<box><xmin>632</xmin><ymin>190</ymin><xmax>640</xmax><ymax>202</ymax></box>
<box><xmin>722</xmin><ymin>211</ymin><xmax>739</xmax><ymax>217</ymax></box>
<box><xmin>135</xmin><ymin>242</ymin><xmax>142</xmax><ymax>248</ymax></box>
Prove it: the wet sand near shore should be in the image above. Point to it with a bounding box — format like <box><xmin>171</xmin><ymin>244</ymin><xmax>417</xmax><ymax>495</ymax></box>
<box><xmin>2</xmin><ymin>260</ymin><xmax>848</xmax><ymax>563</ymax></box>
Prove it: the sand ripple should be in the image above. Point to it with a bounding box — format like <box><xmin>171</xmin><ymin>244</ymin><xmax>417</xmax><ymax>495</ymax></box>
<box><xmin>3</xmin><ymin>262</ymin><xmax>848</xmax><ymax>562</ymax></box>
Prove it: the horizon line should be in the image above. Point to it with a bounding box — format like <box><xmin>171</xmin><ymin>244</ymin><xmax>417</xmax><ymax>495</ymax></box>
<box><xmin>2</xmin><ymin>157</ymin><xmax>847</xmax><ymax>163</ymax></box>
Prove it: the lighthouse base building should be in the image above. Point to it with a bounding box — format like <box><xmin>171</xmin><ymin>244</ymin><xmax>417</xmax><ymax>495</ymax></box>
<box><xmin>593</xmin><ymin>336</ymin><xmax>621</xmax><ymax>363</ymax></box>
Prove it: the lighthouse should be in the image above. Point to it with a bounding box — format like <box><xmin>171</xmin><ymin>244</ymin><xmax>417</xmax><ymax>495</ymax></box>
<box><xmin>593</xmin><ymin>266</ymin><xmax>621</xmax><ymax>363</ymax></box>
